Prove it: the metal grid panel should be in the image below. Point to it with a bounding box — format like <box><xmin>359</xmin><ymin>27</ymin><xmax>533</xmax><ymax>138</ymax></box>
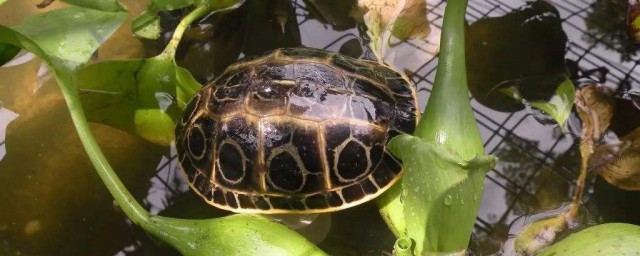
<box><xmin>109</xmin><ymin>0</ymin><xmax>640</xmax><ymax>252</ymax></box>
<box><xmin>0</xmin><ymin>1</ymin><xmax>631</xmax><ymax>255</ymax></box>
<box><xmin>111</xmin><ymin>0</ymin><xmax>638</xmax><ymax>254</ymax></box>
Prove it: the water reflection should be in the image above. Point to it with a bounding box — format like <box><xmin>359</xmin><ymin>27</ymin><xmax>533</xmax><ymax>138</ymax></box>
<box><xmin>466</xmin><ymin>0</ymin><xmax>568</xmax><ymax>113</ymax></box>
<box><xmin>2</xmin><ymin>0</ymin><xmax>640</xmax><ymax>255</ymax></box>
<box><xmin>584</xmin><ymin>0</ymin><xmax>638</xmax><ymax>62</ymax></box>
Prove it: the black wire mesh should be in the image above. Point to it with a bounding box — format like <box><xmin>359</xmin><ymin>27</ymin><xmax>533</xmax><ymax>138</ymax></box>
<box><xmin>0</xmin><ymin>0</ymin><xmax>617</xmax><ymax>255</ymax></box>
<box><xmin>136</xmin><ymin>0</ymin><xmax>638</xmax><ymax>248</ymax></box>
<box><xmin>116</xmin><ymin>1</ymin><xmax>636</xmax><ymax>255</ymax></box>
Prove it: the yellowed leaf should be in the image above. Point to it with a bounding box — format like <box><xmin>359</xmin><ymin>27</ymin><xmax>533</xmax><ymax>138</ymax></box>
<box><xmin>594</xmin><ymin>127</ymin><xmax>640</xmax><ymax>190</ymax></box>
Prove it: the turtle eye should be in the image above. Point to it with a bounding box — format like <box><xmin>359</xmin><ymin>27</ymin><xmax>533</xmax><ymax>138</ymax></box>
<box><xmin>187</xmin><ymin>125</ymin><xmax>206</xmax><ymax>160</ymax></box>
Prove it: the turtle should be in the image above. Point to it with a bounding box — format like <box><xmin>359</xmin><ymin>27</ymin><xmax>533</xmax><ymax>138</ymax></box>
<box><xmin>175</xmin><ymin>47</ymin><xmax>419</xmax><ymax>214</ymax></box>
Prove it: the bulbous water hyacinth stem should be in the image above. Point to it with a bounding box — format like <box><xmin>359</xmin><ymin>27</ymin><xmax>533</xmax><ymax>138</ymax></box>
<box><xmin>379</xmin><ymin>0</ymin><xmax>496</xmax><ymax>254</ymax></box>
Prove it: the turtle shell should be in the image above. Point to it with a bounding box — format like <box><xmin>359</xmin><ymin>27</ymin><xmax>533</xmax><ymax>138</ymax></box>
<box><xmin>175</xmin><ymin>47</ymin><xmax>418</xmax><ymax>213</ymax></box>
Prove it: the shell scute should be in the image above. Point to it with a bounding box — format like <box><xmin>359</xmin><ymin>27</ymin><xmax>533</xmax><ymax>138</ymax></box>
<box><xmin>176</xmin><ymin>47</ymin><xmax>418</xmax><ymax>213</ymax></box>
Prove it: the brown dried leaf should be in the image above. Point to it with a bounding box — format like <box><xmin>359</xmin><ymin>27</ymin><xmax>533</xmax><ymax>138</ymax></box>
<box><xmin>595</xmin><ymin>127</ymin><xmax>640</xmax><ymax>190</ymax></box>
<box><xmin>357</xmin><ymin>0</ymin><xmax>430</xmax><ymax>40</ymax></box>
<box><xmin>575</xmin><ymin>84</ymin><xmax>616</xmax><ymax>143</ymax></box>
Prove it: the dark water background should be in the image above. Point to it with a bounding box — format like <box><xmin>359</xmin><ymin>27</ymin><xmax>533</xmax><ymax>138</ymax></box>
<box><xmin>0</xmin><ymin>0</ymin><xmax>639</xmax><ymax>255</ymax></box>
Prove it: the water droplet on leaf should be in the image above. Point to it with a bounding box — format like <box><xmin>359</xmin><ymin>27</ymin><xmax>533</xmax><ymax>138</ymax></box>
<box><xmin>444</xmin><ymin>195</ymin><xmax>452</xmax><ymax>206</ymax></box>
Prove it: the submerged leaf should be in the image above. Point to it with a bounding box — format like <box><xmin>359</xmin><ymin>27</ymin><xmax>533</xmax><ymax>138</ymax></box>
<box><xmin>152</xmin><ymin>0</ymin><xmax>198</xmax><ymax>11</ymax></box>
<box><xmin>132</xmin><ymin>10</ymin><xmax>161</xmax><ymax>39</ymax></box>
<box><xmin>303</xmin><ymin>0</ymin><xmax>357</xmax><ymax>30</ymax></box>
<box><xmin>77</xmin><ymin>56</ymin><xmax>200</xmax><ymax>145</ymax></box>
<box><xmin>60</xmin><ymin>0</ymin><xmax>127</xmax><ymax>12</ymax></box>
<box><xmin>500</xmin><ymin>77</ymin><xmax>575</xmax><ymax>129</ymax></box>
<box><xmin>0</xmin><ymin>42</ymin><xmax>20</xmax><ymax>66</ymax></box>
<box><xmin>9</xmin><ymin>7</ymin><xmax>127</xmax><ymax>71</ymax></box>
<box><xmin>388</xmin><ymin>135</ymin><xmax>497</xmax><ymax>254</ymax></box>
<box><xmin>538</xmin><ymin>223</ymin><xmax>640</xmax><ymax>256</ymax></box>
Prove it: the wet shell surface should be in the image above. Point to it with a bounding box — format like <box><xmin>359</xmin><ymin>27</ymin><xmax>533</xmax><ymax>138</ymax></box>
<box><xmin>175</xmin><ymin>47</ymin><xmax>418</xmax><ymax>213</ymax></box>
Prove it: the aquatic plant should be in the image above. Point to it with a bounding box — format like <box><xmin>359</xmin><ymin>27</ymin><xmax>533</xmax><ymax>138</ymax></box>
<box><xmin>1</xmin><ymin>0</ymin><xmax>640</xmax><ymax>255</ymax></box>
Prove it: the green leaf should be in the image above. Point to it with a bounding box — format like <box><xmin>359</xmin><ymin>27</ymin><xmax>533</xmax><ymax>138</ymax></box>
<box><xmin>2</xmin><ymin>4</ymin><xmax>326</xmax><ymax>256</ymax></box>
<box><xmin>151</xmin><ymin>0</ymin><xmax>199</xmax><ymax>11</ymax></box>
<box><xmin>147</xmin><ymin>214</ymin><xmax>328</xmax><ymax>256</ymax></box>
<box><xmin>538</xmin><ymin>223</ymin><xmax>640</xmax><ymax>255</ymax></box>
<box><xmin>0</xmin><ymin>43</ymin><xmax>20</xmax><ymax>66</ymax></box>
<box><xmin>501</xmin><ymin>77</ymin><xmax>575</xmax><ymax>129</ymax></box>
<box><xmin>388</xmin><ymin>135</ymin><xmax>497</xmax><ymax>254</ymax></box>
<box><xmin>0</xmin><ymin>0</ymin><xmax>6</xmax><ymax>5</ymax></box>
<box><xmin>61</xmin><ymin>0</ymin><xmax>127</xmax><ymax>12</ymax></box>
<box><xmin>10</xmin><ymin>7</ymin><xmax>127</xmax><ymax>71</ymax></box>
<box><xmin>82</xmin><ymin>0</ymin><xmax>245</xmax><ymax>145</ymax></box>
<box><xmin>132</xmin><ymin>10</ymin><xmax>161</xmax><ymax>39</ymax></box>
<box><xmin>77</xmin><ymin>56</ymin><xmax>200</xmax><ymax>145</ymax></box>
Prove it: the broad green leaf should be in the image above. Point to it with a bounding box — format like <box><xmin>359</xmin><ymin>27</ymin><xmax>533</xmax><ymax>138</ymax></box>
<box><xmin>82</xmin><ymin>0</ymin><xmax>244</xmax><ymax>145</ymax></box>
<box><xmin>0</xmin><ymin>0</ymin><xmax>6</xmax><ymax>5</ymax></box>
<box><xmin>2</xmin><ymin>4</ymin><xmax>325</xmax><ymax>256</ymax></box>
<box><xmin>10</xmin><ymin>7</ymin><xmax>127</xmax><ymax>71</ymax></box>
<box><xmin>388</xmin><ymin>135</ymin><xmax>497</xmax><ymax>254</ymax></box>
<box><xmin>501</xmin><ymin>77</ymin><xmax>575</xmax><ymax>129</ymax></box>
<box><xmin>61</xmin><ymin>0</ymin><xmax>127</xmax><ymax>12</ymax></box>
<box><xmin>0</xmin><ymin>42</ymin><xmax>20</xmax><ymax>66</ymax></box>
<box><xmin>132</xmin><ymin>10</ymin><xmax>161</xmax><ymax>39</ymax></box>
<box><xmin>148</xmin><ymin>214</ymin><xmax>327</xmax><ymax>256</ymax></box>
<box><xmin>538</xmin><ymin>223</ymin><xmax>640</xmax><ymax>256</ymax></box>
<box><xmin>78</xmin><ymin>56</ymin><xmax>200</xmax><ymax>145</ymax></box>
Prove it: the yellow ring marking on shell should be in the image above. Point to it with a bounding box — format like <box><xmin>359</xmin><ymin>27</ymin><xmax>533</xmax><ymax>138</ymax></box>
<box><xmin>216</xmin><ymin>138</ymin><xmax>247</xmax><ymax>185</ymax></box>
<box><xmin>332</xmin><ymin>136</ymin><xmax>372</xmax><ymax>183</ymax></box>
<box><xmin>265</xmin><ymin>142</ymin><xmax>309</xmax><ymax>193</ymax></box>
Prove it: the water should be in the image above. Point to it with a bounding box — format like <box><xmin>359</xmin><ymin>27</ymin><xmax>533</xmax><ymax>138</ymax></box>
<box><xmin>1</xmin><ymin>0</ymin><xmax>640</xmax><ymax>255</ymax></box>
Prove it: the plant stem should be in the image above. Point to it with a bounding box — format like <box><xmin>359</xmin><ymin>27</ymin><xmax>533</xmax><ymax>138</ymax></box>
<box><xmin>161</xmin><ymin>4</ymin><xmax>211</xmax><ymax>58</ymax></box>
<box><xmin>54</xmin><ymin>3</ymin><xmax>222</xmax><ymax>228</ymax></box>
<box><xmin>394</xmin><ymin>237</ymin><xmax>415</xmax><ymax>256</ymax></box>
<box><xmin>56</xmin><ymin>70</ymin><xmax>150</xmax><ymax>225</ymax></box>
<box><xmin>415</xmin><ymin>0</ymin><xmax>483</xmax><ymax>158</ymax></box>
